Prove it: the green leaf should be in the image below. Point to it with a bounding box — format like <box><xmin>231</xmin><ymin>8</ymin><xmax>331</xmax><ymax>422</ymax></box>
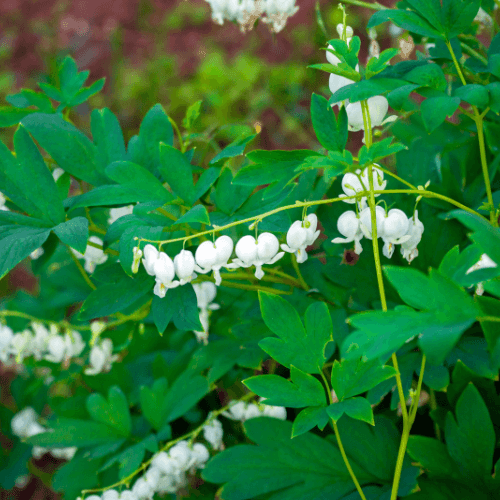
<box><xmin>193</xmin><ymin>166</ymin><xmax>221</xmax><ymax>201</ymax></box>
<box><xmin>365</xmin><ymin>48</ymin><xmax>399</xmax><ymax>79</ymax></box>
<box><xmin>53</xmin><ymin>217</ymin><xmax>89</xmax><ymax>254</ymax></box>
<box><xmin>6</xmin><ymin>89</ymin><xmax>53</xmax><ymax>112</ymax></box>
<box><xmin>175</xmin><ymin>205</ymin><xmax>210</xmax><ymax>225</ymax></box>
<box><xmin>405</xmin><ymin>64</ymin><xmax>448</xmax><ymax>92</ymax></box>
<box><xmin>308</xmin><ymin>63</ymin><xmax>361</xmax><ymax>81</ymax></box>
<box><xmin>258</xmin><ymin>292</ymin><xmax>333</xmax><ymax>374</ymax></box>
<box><xmin>21</xmin><ymin>113</ymin><xmax>108</xmax><ymax>185</ymax></box>
<box><xmin>78</xmin><ymin>272</ymin><xmax>153</xmax><ymax>321</ymax></box>
<box><xmin>445</xmin><ymin>384</ymin><xmax>495</xmax><ymax>488</ymax></box>
<box><xmin>367</xmin><ymin>9</ymin><xmax>443</xmax><ymax>39</ymax></box>
<box><xmin>182</xmin><ymin>100</ymin><xmax>202</xmax><ymax>130</ymax></box>
<box><xmin>331</xmin><ymin>357</ymin><xmax>397</xmax><ymax>401</ymax></box>
<box><xmin>27</xmin><ymin>418</ymin><xmax>122</xmax><ymax>448</ymax></box>
<box><xmin>158</xmin><ymin>143</ymin><xmax>195</xmax><ymax>203</ymax></box>
<box><xmin>12</xmin><ymin>125</ymin><xmax>65</xmax><ymax>224</ymax></box>
<box><xmin>442</xmin><ymin>0</ymin><xmax>482</xmax><ymax>39</ymax></box>
<box><xmin>105</xmin><ymin>161</ymin><xmax>171</xmax><ymax>203</ymax></box>
<box><xmin>214</xmin><ymin>168</ymin><xmax>254</xmax><ymax>215</ymax></box>
<box><xmin>327</xmin><ymin>397</ymin><xmax>374</xmax><ymax>425</ymax></box>
<box><xmin>69</xmin><ymin>78</ymin><xmax>105</xmax><ymax>107</ymax></box>
<box><xmin>151</xmin><ymin>295</ymin><xmax>174</xmax><ymax>335</ymax></box>
<box><xmin>453</xmin><ymin>84</ymin><xmax>489</xmax><ymax>107</ymax></box>
<box><xmin>130</xmin><ymin>104</ymin><xmax>174</xmax><ymax>175</ymax></box>
<box><xmin>203</xmin><ymin>417</ymin><xmax>418</xmax><ymax>499</ymax></box>
<box><xmin>91</xmin><ymin>108</ymin><xmax>126</xmax><ymax>170</ymax></box>
<box><xmin>243</xmin><ymin>366</ymin><xmax>326</xmax><ymax>408</ymax></box>
<box><xmin>358</xmin><ymin>137</ymin><xmax>407</xmax><ymax>166</ymax></box>
<box><xmin>0</xmin><ymin>226</ymin><xmax>51</xmax><ymax>279</ymax></box>
<box><xmin>330</xmin><ymin>78</ymin><xmax>408</xmax><ymax>105</ymax></box>
<box><xmin>0</xmin><ymin>107</ymin><xmax>35</xmax><ymax>127</ymax></box>
<box><xmin>310</xmin><ymin>93</ymin><xmax>347</xmax><ymax>152</ymax></box>
<box><xmin>38</xmin><ymin>82</ymin><xmax>63</xmax><ymax>102</ymax></box>
<box><xmin>86</xmin><ymin>386</ymin><xmax>132</xmax><ymax>437</ymax></box>
<box><xmin>160</xmin><ymin>370</ymin><xmax>210</xmax><ymax>424</ymax></box>
<box><xmin>209</xmin><ymin>132</ymin><xmax>257</xmax><ymax>164</ymax></box>
<box><xmin>291</xmin><ymin>406</ymin><xmax>330</xmax><ymax>438</ymax></box>
<box><xmin>421</xmin><ymin>96</ymin><xmax>460</xmax><ymax>134</ymax></box>
<box><xmin>140</xmin><ymin>378</ymin><xmax>169</xmax><ymax>430</ymax></box>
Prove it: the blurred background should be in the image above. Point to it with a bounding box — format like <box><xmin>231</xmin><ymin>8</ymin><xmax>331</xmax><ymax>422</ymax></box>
<box><xmin>0</xmin><ymin>0</ymin><xmax>401</xmax><ymax>498</ymax></box>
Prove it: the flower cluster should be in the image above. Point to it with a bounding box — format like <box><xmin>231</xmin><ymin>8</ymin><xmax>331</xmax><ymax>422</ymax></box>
<box><xmin>327</xmin><ymin>24</ymin><xmax>396</xmax><ymax>139</ymax></box>
<box><xmin>72</xmin><ymin>236</ymin><xmax>108</xmax><ymax>273</ymax></box>
<box><xmin>134</xmin><ymin>216</ymin><xmax>320</xmax><ymax>298</ymax></box>
<box><xmin>0</xmin><ymin>322</ymin><xmax>84</xmax><ymax>365</ymax></box>
<box><xmin>204</xmin><ymin>0</ymin><xmax>299</xmax><ymax>33</ymax></box>
<box><xmin>193</xmin><ymin>282</ymin><xmax>220</xmax><ymax>344</ymax></box>
<box><xmin>85</xmin><ymin>337</ymin><xmax>119</xmax><ymax>376</ymax></box>
<box><xmin>11</xmin><ymin>407</ymin><xmax>77</xmax><ymax>461</ymax></box>
<box><xmin>222</xmin><ymin>399</ymin><xmax>287</xmax><ymax>421</ymax></box>
<box><xmin>332</xmin><ymin>167</ymin><xmax>424</xmax><ymax>262</ymax></box>
<box><xmin>80</xmin><ymin>441</ymin><xmax>210</xmax><ymax>500</ymax></box>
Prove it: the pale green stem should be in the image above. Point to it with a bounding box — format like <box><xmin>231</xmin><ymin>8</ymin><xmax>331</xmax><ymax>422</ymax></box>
<box><xmin>168</xmin><ymin>117</ymin><xmax>186</xmax><ymax>153</ymax></box>
<box><xmin>68</xmin><ymin>246</ymin><xmax>96</xmax><ymax>290</ymax></box>
<box><xmin>340</xmin><ymin>0</ymin><xmax>386</xmax><ymax>10</ymax></box>
<box><xmin>391</xmin><ymin>355</ymin><xmax>426</xmax><ymax>500</ymax></box>
<box><xmin>292</xmin><ymin>254</ymin><xmax>309</xmax><ymax>290</ymax></box>
<box><xmin>445</xmin><ymin>40</ymin><xmax>497</xmax><ymax>226</ymax></box>
<box><xmin>319</xmin><ymin>369</ymin><xmax>367</xmax><ymax>500</ymax></box>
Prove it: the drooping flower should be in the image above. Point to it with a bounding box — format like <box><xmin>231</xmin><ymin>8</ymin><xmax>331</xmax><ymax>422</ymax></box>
<box><xmin>281</xmin><ymin>214</ymin><xmax>321</xmax><ymax>263</ymax></box>
<box><xmin>142</xmin><ymin>244</ymin><xmax>159</xmax><ymax>276</ymax></box>
<box><xmin>203</xmin><ymin>418</ymin><xmax>224</xmax><ymax>450</ymax></box>
<box><xmin>174</xmin><ymin>249</ymin><xmax>197</xmax><ymax>285</ymax></box>
<box><xmin>195</xmin><ymin>235</ymin><xmax>234</xmax><ymax>286</ymax></box>
<box><xmin>466</xmin><ymin>253</ymin><xmax>497</xmax><ymax>295</ymax></box>
<box><xmin>0</xmin><ymin>325</ymin><xmax>13</xmax><ymax>363</ymax></box>
<box><xmin>193</xmin><ymin>282</ymin><xmax>220</xmax><ymax>344</ymax></box>
<box><xmin>359</xmin><ymin>165</ymin><xmax>387</xmax><ymax>193</ymax></box>
<box><xmin>332</xmin><ymin>210</ymin><xmax>364</xmax><ymax>255</ymax></box>
<box><xmin>359</xmin><ymin>205</ymin><xmax>386</xmax><ymax>240</ymax></box>
<box><xmin>339</xmin><ymin>170</ymin><xmax>365</xmax><ymax>206</ymax></box>
<box><xmin>345</xmin><ymin>96</ymin><xmax>396</xmax><ymax>137</ymax></box>
<box><xmin>221</xmin><ymin>399</ymin><xmax>287</xmax><ymax>421</ymax></box>
<box><xmin>153</xmin><ymin>252</ymin><xmax>180</xmax><ymax>298</ymax></box>
<box><xmin>72</xmin><ymin>236</ymin><xmax>108</xmax><ymax>274</ymax></box>
<box><xmin>400</xmin><ymin>210</ymin><xmax>425</xmax><ymax>264</ymax></box>
<box><xmin>85</xmin><ymin>338</ymin><xmax>118</xmax><ymax>376</ymax></box>
<box><xmin>230</xmin><ymin>233</ymin><xmax>284</xmax><ymax>279</ymax></box>
<box><xmin>380</xmin><ymin>208</ymin><xmax>410</xmax><ymax>259</ymax></box>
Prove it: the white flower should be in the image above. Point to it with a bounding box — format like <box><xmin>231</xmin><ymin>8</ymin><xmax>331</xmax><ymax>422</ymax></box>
<box><xmin>191</xmin><ymin>443</ymin><xmax>210</xmax><ymax>468</ymax></box>
<box><xmin>222</xmin><ymin>400</ymin><xmax>248</xmax><ymax>420</ymax></box>
<box><xmin>102</xmin><ymin>490</ymin><xmax>120</xmax><ymax>500</ymax></box>
<box><xmin>359</xmin><ymin>205</ymin><xmax>386</xmax><ymax>240</ymax></box>
<box><xmin>152</xmin><ymin>452</ymin><xmax>179</xmax><ymax>475</ymax></box>
<box><xmin>329</xmin><ymin>72</ymin><xmax>358</xmax><ymax>107</ymax></box>
<box><xmin>10</xmin><ymin>330</ymin><xmax>33</xmax><ymax>362</ymax></box>
<box><xmin>132</xmin><ymin>246</ymin><xmax>143</xmax><ymax>274</ymax></box>
<box><xmin>44</xmin><ymin>335</ymin><xmax>67</xmax><ymax>363</ymax></box>
<box><xmin>346</xmin><ymin>96</ymin><xmax>396</xmax><ymax>136</ymax></box>
<box><xmin>281</xmin><ymin>214</ymin><xmax>320</xmax><ymax>263</ymax></box>
<box><xmin>339</xmin><ymin>170</ymin><xmax>365</xmax><ymax>206</ymax></box>
<box><xmin>52</xmin><ymin>167</ymin><xmax>65</xmax><ymax>182</ymax></box>
<box><xmin>30</xmin><ymin>247</ymin><xmax>44</xmax><ymax>260</ymax></box>
<box><xmin>0</xmin><ymin>324</ymin><xmax>13</xmax><ymax>363</ymax></box>
<box><xmin>85</xmin><ymin>338</ymin><xmax>117</xmax><ymax>376</ymax></box>
<box><xmin>360</xmin><ymin>165</ymin><xmax>387</xmax><ymax>193</ymax></box>
<box><xmin>332</xmin><ymin>211</ymin><xmax>364</xmax><ymax>254</ymax></box>
<box><xmin>261</xmin><ymin>0</ymin><xmax>299</xmax><ymax>32</ymax></box>
<box><xmin>400</xmin><ymin>210</ymin><xmax>425</xmax><ymax>264</ymax></box>
<box><xmin>31</xmin><ymin>322</ymin><xmax>57</xmax><ymax>361</ymax></box>
<box><xmin>380</xmin><ymin>209</ymin><xmax>410</xmax><ymax>259</ymax></box>
<box><xmin>230</xmin><ymin>233</ymin><xmax>284</xmax><ymax>279</ymax></box>
<box><xmin>195</xmin><ymin>235</ymin><xmax>234</xmax><ymax>286</ymax></box>
<box><xmin>132</xmin><ymin>477</ymin><xmax>155</xmax><ymax>499</ymax></box>
<box><xmin>142</xmin><ymin>244</ymin><xmax>159</xmax><ymax>276</ymax></box>
<box><xmin>174</xmin><ymin>250</ymin><xmax>197</xmax><ymax>285</ymax></box>
<box><xmin>0</xmin><ymin>192</ymin><xmax>8</xmax><ymax>211</ymax></box>
<box><xmin>50</xmin><ymin>446</ymin><xmax>77</xmax><ymax>460</ymax></box>
<box><xmin>203</xmin><ymin>418</ymin><xmax>224</xmax><ymax>449</ymax></box>
<box><xmin>152</xmin><ymin>252</ymin><xmax>180</xmax><ymax>299</ymax></box>
<box><xmin>193</xmin><ymin>282</ymin><xmax>220</xmax><ymax>344</ymax></box>
<box><xmin>64</xmin><ymin>330</ymin><xmax>85</xmax><ymax>358</ymax></box>
<box><xmin>222</xmin><ymin>400</ymin><xmax>286</xmax><ymax>421</ymax></box>
<box><xmin>169</xmin><ymin>441</ymin><xmax>194</xmax><ymax>470</ymax></box>
<box><xmin>108</xmin><ymin>205</ymin><xmax>134</xmax><ymax>226</ymax></box>
<box><xmin>262</xmin><ymin>404</ymin><xmax>287</xmax><ymax>420</ymax></box>
<box><xmin>73</xmin><ymin>236</ymin><xmax>108</xmax><ymax>274</ymax></box>
<box><xmin>11</xmin><ymin>407</ymin><xmax>40</xmax><ymax>438</ymax></box>
<box><xmin>466</xmin><ymin>253</ymin><xmax>497</xmax><ymax>295</ymax></box>
<box><xmin>120</xmin><ymin>491</ymin><xmax>138</xmax><ymax>500</ymax></box>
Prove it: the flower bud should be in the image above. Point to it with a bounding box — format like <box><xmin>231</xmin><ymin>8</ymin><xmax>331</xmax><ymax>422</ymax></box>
<box><xmin>336</xmin><ymin>23</ymin><xmax>354</xmax><ymax>39</ymax></box>
<box><xmin>132</xmin><ymin>246</ymin><xmax>143</xmax><ymax>274</ymax></box>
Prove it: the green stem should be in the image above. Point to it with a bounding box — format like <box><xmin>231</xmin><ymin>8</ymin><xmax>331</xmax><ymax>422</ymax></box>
<box><xmin>340</xmin><ymin>0</ymin><xmax>386</xmax><ymax>10</ymax></box>
<box><xmin>67</xmin><ymin>246</ymin><xmax>96</xmax><ymax>290</ymax></box>
<box><xmin>87</xmin><ymin>240</ymin><xmax>120</xmax><ymax>257</ymax></box>
<box><xmin>445</xmin><ymin>39</ymin><xmax>497</xmax><ymax>226</ymax></box>
<box><xmin>459</xmin><ymin>42</ymin><xmax>488</xmax><ymax>66</ymax></box>
<box><xmin>391</xmin><ymin>355</ymin><xmax>426</xmax><ymax>500</ymax></box>
<box><xmin>220</xmin><ymin>280</ymin><xmax>293</xmax><ymax>295</ymax></box>
<box><xmin>319</xmin><ymin>370</ymin><xmax>367</xmax><ymax>500</ymax></box>
<box><xmin>82</xmin><ymin>392</ymin><xmax>257</xmax><ymax>496</ymax></box>
<box><xmin>0</xmin><ymin>310</ymin><xmax>91</xmax><ymax>331</ymax></box>
<box><xmin>168</xmin><ymin>117</ymin><xmax>186</xmax><ymax>153</ymax></box>
<box><xmin>292</xmin><ymin>254</ymin><xmax>309</xmax><ymax>290</ymax></box>
<box><xmin>429</xmin><ymin>389</ymin><xmax>442</xmax><ymax>441</ymax></box>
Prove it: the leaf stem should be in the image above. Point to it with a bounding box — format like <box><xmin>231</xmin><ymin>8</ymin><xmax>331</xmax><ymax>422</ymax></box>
<box><xmin>168</xmin><ymin>116</ymin><xmax>186</xmax><ymax>153</ymax></box>
<box><xmin>319</xmin><ymin>369</ymin><xmax>367</xmax><ymax>500</ymax></box>
<box><xmin>340</xmin><ymin>0</ymin><xmax>386</xmax><ymax>10</ymax></box>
